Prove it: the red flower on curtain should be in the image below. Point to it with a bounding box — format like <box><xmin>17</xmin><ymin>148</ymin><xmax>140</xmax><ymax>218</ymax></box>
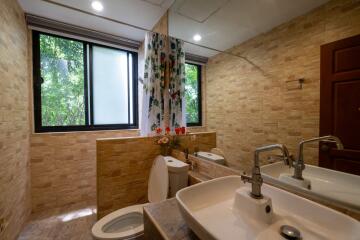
<box><xmin>175</xmin><ymin>128</ymin><xmax>180</xmax><ymax>135</ymax></box>
<box><xmin>181</xmin><ymin>127</ymin><xmax>186</xmax><ymax>134</ymax></box>
<box><xmin>165</xmin><ymin>127</ymin><xmax>171</xmax><ymax>134</ymax></box>
<box><xmin>171</xmin><ymin>90</ymin><xmax>180</xmax><ymax>100</ymax></box>
<box><xmin>156</xmin><ymin>128</ymin><xmax>162</xmax><ymax>134</ymax></box>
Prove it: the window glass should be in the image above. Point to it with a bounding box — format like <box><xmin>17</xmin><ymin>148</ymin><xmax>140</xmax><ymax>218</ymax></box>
<box><xmin>129</xmin><ymin>54</ymin><xmax>134</xmax><ymax>124</ymax></box>
<box><xmin>185</xmin><ymin>63</ymin><xmax>201</xmax><ymax>125</ymax></box>
<box><xmin>39</xmin><ymin>34</ymin><xmax>85</xmax><ymax>126</ymax></box>
<box><xmin>92</xmin><ymin>46</ymin><xmax>129</xmax><ymax>125</ymax></box>
<box><xmin>33</xmin><ymin>31</ymin><xmax>138</xmax><ymax>132</ymax></box>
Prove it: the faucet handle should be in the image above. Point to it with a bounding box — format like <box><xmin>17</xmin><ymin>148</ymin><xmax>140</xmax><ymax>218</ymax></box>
<box><xmin>268</xmin><ymin>154</ymin><xmax>294</xmax><ymax>167</ymax></box>
<box><xmin>320</xmin><ymin>139</ymin><xmax>344</xmax><ymax>150</ymax></box>
<box><xmin>241</xmin><ymin>173</ymin><xmax>252</xmax><ymax>184</ymax></box>
<box><xmin>285</xmin><ymin>154</ymin><xmax>295</xmax><ymax>168</ymax></box>
<box><xmin>268</xmin><ymin>154</ymin><xmax>285</xmax><ymax>163</ymax></box>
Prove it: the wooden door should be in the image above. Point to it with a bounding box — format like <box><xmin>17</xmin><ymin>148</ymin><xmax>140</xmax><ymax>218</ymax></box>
<box><xmin>320</xmin><ymin>34</ymin><xmax>360</xmax><ymax>175</ymax></box>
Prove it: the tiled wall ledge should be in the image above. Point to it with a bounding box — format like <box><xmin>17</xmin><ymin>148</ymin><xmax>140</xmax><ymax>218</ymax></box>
<box><xmin>96</xmin><ymin>132</ymin><xmax>216</xmax><ymax>219</ymax></box>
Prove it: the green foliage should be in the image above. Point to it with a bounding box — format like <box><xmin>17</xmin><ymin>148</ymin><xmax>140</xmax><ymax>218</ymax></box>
<box><xmin>40</xmin><ymin>34</ymin><xmax>85</xmax><ymax>126</ymax></box>
<box><xmin>185</xmin><ymin>64</ymin><xmax>199</xmax><ymax>123</ymax></box>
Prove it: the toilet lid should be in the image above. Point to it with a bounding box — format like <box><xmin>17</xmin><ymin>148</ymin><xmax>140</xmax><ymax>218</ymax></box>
<box><xmin>148</xmin><ymin>155</ymin><xmax>169</xmax><ymax>203</ymax></box>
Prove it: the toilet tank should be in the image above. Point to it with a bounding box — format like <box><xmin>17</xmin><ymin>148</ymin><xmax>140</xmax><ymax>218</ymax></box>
<box><xmin>196</xmin><ymin>151</ymin><xmax>226</xmax><ymax>165</ymax></box>
<box><xmin>164</xmin><ymin>156</ymin><xmax>189</xmax><ymax>197</ymax></box>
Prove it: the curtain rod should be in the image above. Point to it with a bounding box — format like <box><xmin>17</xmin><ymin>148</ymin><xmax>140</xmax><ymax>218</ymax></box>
<box><xmin>26</xmin><ymin>14</ymin><xmax>141</xmax><ymax>50</ymax></box>
<box><xmin>40</xmin><ymin>0</ymin><xmax>264</xmax><ymax>74</ymax></box>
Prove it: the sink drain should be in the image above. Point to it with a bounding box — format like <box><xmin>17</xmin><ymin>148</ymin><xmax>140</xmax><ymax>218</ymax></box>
<box><xmin>280</xmin><ymin>225</ymin><xmax>302</xmax><ymax>240</ymax></box>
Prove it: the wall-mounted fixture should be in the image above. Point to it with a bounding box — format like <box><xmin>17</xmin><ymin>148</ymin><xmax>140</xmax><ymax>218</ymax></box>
<box><xmin>286</xmin><ymin>78</ymin><xmax>304</xmax><ymax>90</ymax></box>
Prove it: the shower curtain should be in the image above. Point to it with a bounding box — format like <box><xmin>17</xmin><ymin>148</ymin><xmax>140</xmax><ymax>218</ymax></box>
<box><xmin>141</xmin><ymin>32</ymin><xmax>167</xmax><ymax>135</ymax></box>
<box><xmin>168</xmin><ymin>37</ymin><xmax>186</xmax><ymax>131</ymax></box>
<box><xmin>141</xmin><ymin>32</ymin><xmax>186</xmax><ymax>136</ymax></box>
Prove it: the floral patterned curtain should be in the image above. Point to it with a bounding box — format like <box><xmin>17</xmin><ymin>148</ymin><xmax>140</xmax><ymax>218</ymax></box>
<box><xmin>141</xmin><ymin>33</ymin><xmax>186</xmax><ymax>135</ymax></box>
<box><xmin>141</xmin><ymin>32</ymin><xmax>167</xmax><ymax>136</ymax></box>
<box><xmin>169</xmin><ymin>37</ymin><xmax>186</xmax><ymax>131</ymax></box>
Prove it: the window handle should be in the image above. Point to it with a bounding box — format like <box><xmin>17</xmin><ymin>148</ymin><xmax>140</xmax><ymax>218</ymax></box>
<box><xmin>35</xmin><ymin>77</ymin><xmax>44</xmax><ymax>87</ymax></box>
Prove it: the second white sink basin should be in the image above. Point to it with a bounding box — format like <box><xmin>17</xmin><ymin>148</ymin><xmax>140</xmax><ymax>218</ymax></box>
<box><xmin>261</xmin><ymin>162</ymin><xmax>360</xmax><ymax>211</ymax></box>
<box><xmin>176</xmin><ymin>176</ymin><xmax>360</xmax><ymax>240</ymax></box>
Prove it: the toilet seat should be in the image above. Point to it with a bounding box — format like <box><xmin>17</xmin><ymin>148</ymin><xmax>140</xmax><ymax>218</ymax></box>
<box><xmin>92</xmin><ymin>156</ymin><xmax>169</xmax><ymax>239</ymax></box>
<box><xmin>92</xmin><ymin>203</ymin><xmax>148</xmax><ymax>239</ymax></box>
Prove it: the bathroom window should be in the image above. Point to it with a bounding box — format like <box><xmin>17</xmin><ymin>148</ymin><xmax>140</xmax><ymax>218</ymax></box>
<box><xmin>185</xmin><ymin>63</ymin><xmax>202</xmax><ymax>126</ymax></box>
<box><xmin>32</xmin><ymin>31</ymin><xmax>138</xmax><ymax>132</ymax></box>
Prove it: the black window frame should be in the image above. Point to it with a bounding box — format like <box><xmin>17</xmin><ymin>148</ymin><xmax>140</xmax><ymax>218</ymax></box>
<box><xmin>32</xmin><ymin>30</ymin><xmax>138</xmax><ymax>133</ymax></box>
<box><xmin>185</xmin><ymin>62</ymin><xmax>202</xmax><ymax>127</ymax></box>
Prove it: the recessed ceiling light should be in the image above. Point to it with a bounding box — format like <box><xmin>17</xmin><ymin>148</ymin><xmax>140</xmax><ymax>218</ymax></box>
<box><xmin>91</xmin><ymin>1</ymin><xmax>103</xmax><ymax>11</ymax></box>
<box><xmin>193</xmin><ymin>34</ymin><xmax>202</xmax><ymax>42</ymax></box>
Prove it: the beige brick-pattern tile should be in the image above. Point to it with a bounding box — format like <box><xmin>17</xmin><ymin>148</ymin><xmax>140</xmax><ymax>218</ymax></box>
<box><xmin>206</xmin><ymin>0</ymin><xmax>360</xmax><ymax>172</ymax></box>
<box><xmin>30</xmin><ymin>130</ymin><xmax>139</xmax><ymax>213</ymax></box>
<box><xmin>96</xmin><ymin>132</ymin><xmax>216</xmax><ymax>219</ymax></box>
<box><xmin>0</xmin><ymin>0</ymin><xmax>31</xmax><ymax>239</ymax></box>
<box><xmin>97</xmin><ymin>136</ymin><xmax>160</xmax><ymax>219</ymax></box>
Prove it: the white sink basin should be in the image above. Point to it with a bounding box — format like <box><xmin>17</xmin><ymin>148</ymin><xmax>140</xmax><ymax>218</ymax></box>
<box><xmin>261</xmin><ymin>162</ymin><xmax>360</xmax><ymax>211</ymax></box>
<box><xmin>176</xmin><ymin>176</ymin><xmax>360</xmax><ymax>240</ymax></box>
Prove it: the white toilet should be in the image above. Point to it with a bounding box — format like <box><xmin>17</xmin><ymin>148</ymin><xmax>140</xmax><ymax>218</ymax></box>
<box><xmin>92</xmin><ymin>155</ymin><xmax>188</xmax><ymax>239</ymax></box>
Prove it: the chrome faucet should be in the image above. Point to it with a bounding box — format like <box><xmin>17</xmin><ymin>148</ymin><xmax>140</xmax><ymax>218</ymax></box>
<box><xmin>241</xmin><ymin>144</ymin><xmax>291</xmax><ymax>199</ymax></box>
<box><xmin>293</xmin><ymin>135</ymin><xmax>344</xmax><ymax>180</ymax></box>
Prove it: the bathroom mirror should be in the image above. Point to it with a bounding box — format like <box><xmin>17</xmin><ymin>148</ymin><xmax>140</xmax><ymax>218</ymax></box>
<box><xmin>25</xmin><ymin>0</ymin><xmax>358</xmax><ymax>215</ymax></box>
<box><xmin>167</xmin><ymin>0</ymin><xmax>360</xmax><ymax>214</ymax></box>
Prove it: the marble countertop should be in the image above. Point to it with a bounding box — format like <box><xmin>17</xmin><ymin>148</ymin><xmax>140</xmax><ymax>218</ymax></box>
<box><xmin>188</xmin><ymin>170</ymin><xmax>212</xmax><ymax>182</ymax></box>
<box><xmin>143</xmin><ymin>198</ymin><xmax>199</xmax><ymax>240</ymax></box>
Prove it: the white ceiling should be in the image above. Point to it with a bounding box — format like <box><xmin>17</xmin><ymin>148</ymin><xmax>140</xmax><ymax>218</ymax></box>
<box><xmin>170</xmin><ymin>0</ymin><xmax>329</xmax><ymax>57</ymax></box>
<box><xmin>18</xmin><ymin>0</ymin><xmax>329</xmax><ymax>57</ymax></box>
<box><xmin>18</xmin><ymin>0</ymin><xmax>174</xmax><ymax>42</ymax></box>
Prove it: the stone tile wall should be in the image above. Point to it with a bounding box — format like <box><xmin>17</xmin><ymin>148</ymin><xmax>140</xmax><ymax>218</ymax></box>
<box><xmin>27</xmin><ymin>26</ymin><xmax>141</xmax><ymax>213</ymax></box>
<box><xmin>29</xmin><ymin>126</ymin><xmax>210</xmax><ymax>215</ymax></box>
<box><xmin>0</xmin><ymin>0</ymin><xmax>31</xmax><ymax>239</ymax></box>
<box><xmin>28</xmin><ymin>8</ymin><xmax>206</xmax><ymax>215</ymax></box>
<box><xmin>30</xmin><ymin>130</ymin><xmax>139</xmax><ymax>213</ymax></box>
<box><xmin>96</xmin><ymin>132</ymin><xmax>216</xmax><ymax>219</ymax></box>
<box><xmin>206</xmin><ymin>0</ymin><xmax>360</xmax><ymax>172</ymax></box>
<box><xmin>97</xmin><ymin>136</ymin><xmax>160</xmax><ymax>219</ymax></box>
<box><xmin>175</xmin><ymin>131</ymin><xmax>217</xmax><ymax>154</ymax></box>
<box><xmin>152</xmin><ymin>10</ymin><xmax>168</xmax><ymax>36</ymax></box>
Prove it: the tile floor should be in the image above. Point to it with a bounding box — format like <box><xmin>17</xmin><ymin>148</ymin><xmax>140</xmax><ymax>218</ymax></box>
<box><xmin>18</xmin><ymin>205</ymin><xmax>96</xmax><ymax>240</ymax></box>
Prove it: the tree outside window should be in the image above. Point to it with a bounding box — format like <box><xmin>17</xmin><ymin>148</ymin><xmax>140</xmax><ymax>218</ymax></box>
<box><xmin>185</xmin><ymin>63</ymin><xmax>201</xmax><ymax>126</ymax></box>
